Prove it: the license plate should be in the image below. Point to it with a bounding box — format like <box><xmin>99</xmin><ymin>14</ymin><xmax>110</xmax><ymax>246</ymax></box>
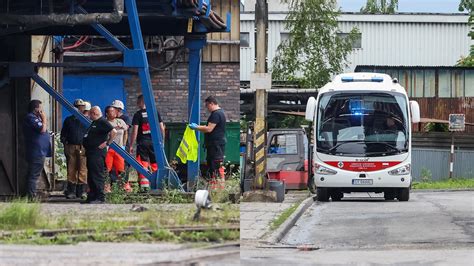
<box><xmin>352</xmin><ymin>179</ymin><xmax>373</xmax><ymax>185</ymax></box>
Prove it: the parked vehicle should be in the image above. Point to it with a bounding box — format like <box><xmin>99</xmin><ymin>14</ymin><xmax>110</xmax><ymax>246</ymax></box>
<box><xmin>305</xmin><ymin>73</ymin><xmax>420</xmax><ymax>201</ymax></box>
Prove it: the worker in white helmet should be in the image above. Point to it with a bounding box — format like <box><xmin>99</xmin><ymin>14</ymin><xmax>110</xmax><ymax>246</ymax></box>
<box><xmin>111</xmin><ymin>99</ymin><xmax>133</xmax><ymax>192</ymax></box>
<box><xmin>60</xmin><ymin>99</ymin><xmax>88</xmax><ymax>199</ymax></box>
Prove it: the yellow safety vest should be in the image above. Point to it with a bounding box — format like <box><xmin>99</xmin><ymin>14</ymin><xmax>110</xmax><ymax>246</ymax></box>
<box><xmin>176</xmin><ymin>126</ymin><xmax>199</xmax><ymax>163</ymax></box>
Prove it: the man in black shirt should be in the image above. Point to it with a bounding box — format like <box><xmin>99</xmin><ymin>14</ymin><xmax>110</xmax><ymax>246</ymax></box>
<box><xmin>60</xmin><ymin>99</ymin><xmax>88</xmax><ymax>199</ymax></box>
<box><xmin>129</xmin><ymin>94</ymin><xmax>165</xmax><ymax>191</ymax></box>
<box><xmin>189</xmin><ymin>96</ymin><xmax>226</xmax><ymax>188</ymax></box>
<box><xmin>83</xmin><ymin>106</ymin><xmax>116</xmax><ymax>203</ymax></box>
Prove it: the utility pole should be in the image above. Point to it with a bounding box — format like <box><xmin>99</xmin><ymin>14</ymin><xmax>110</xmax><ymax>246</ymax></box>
<box><xmin>252</xmin><ymin>0</ymin><xmax>270</xmax><ymax>189</ymax></box>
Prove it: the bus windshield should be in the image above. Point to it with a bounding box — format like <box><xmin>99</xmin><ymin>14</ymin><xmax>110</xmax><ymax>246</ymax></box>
<box><xmin>316</xmin><ymin>91</ymin><xmax>409</xmax><ymax>157</ymax></box>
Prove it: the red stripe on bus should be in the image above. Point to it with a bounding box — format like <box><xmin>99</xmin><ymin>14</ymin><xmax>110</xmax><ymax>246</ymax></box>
<box><xmin>324</xmin><ymin>161</ymin><xmax>402</xmax><ymax>172</ymax></box>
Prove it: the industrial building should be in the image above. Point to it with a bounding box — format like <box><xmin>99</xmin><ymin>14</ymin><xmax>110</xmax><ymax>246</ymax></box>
<box><xmin>240</xmin><ymin>11</ymin><xmax>472</xmax><ymax>81</ymax></box>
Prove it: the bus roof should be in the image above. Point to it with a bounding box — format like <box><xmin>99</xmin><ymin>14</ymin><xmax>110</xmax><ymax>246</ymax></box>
<box><xmin>319</xmin><ymin>73</ymin><xmax>407</xmax><ymax>95</ymax></box>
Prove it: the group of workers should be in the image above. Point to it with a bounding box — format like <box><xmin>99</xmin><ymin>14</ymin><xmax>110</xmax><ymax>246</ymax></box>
<box><xmin>23</xmin><ymin>95</ymin><xmax>226</xmax><ymax>203</ymax></box>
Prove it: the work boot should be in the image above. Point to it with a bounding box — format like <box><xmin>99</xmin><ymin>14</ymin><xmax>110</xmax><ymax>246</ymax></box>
<box><xmin>65</xmin><ymin>182</ymin><xmax>77</xmax><ymax>199</ymax></box>
<box><xmin>139</xmin><ymin>178</ymin><xmax>150</xmax><ymax>192</ymax></box>
<box><xmin>76</xmin><ymin>183</ymin><xmax>88</xmax><ymax>200</ymax></box>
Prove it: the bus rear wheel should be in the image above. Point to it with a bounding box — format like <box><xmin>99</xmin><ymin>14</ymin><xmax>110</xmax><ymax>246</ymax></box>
<box><xmin>397</xmin><ymin>188</ymin><xmax>410</xmax><ymax>201</ymax></box>
<box><xmin>316</xmin><ymin>187</ymin><xmax>329</xmax><ymax>202</ymax></box>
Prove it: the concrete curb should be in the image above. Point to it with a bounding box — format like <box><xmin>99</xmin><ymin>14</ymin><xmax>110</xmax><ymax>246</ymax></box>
<box><xmin>263</xmin><ymin>196</ymin><xmax>314</xmax><ymax>244</ymax></box>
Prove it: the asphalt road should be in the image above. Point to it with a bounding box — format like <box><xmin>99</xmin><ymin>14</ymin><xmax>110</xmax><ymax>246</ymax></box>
<box><xmin>0</xmin><ymin>242</ymin><xmax>240</xmax><ymax>265</ymax></box>
<box><xmin>241</xmin><ymin>191</ymin><xmax>474</xmax><ymax>265</ymax></box>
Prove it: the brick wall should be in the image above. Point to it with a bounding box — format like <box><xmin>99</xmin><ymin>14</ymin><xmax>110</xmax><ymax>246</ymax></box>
<box><xmin>124</xmin><ymin>61</ymin><xmax>240</xmax><ymax>123</ymax></box>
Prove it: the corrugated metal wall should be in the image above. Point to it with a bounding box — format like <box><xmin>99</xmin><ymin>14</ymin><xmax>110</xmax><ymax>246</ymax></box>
<box><xmin>240</xmin><ymin>14</ymin><xmax>472</xmax><ymax>81</ymax></box>
<box><xmin>339</xmin><ymin>20</ymin><xmax>472</xmax><ymax>72</ymax></box>
<box><xmin>412</xmin><ymin>148</ymin><xmax>474</xmax><ymax>180</ymax></box>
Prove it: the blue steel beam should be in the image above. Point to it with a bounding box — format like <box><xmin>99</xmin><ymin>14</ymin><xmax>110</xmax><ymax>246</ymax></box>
<box><xmin>125</xmin><ymin>0</ymin><xmax>182</xmax><ymax>190</ymax></box>
<box><xmin>75</xmin><ymin>0</ymin><xmax>182</xmax><ymax>190</ymax></box>
<box><xmin>31</xmin><ymin>73</ymin><xmax>153</xmax><ymax>180</ymax></box>
<box><xmin>185</xmin><ymin>37</ymin><xmax>207</xmax><ymax>186</ymax></box>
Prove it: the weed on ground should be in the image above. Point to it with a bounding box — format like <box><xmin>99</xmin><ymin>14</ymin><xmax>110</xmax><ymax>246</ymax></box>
<box><xmin>270</xmin><ymin>200</ymin><xmax>302</xmax><ymax>231</ymax></box>
<box><xmin>412</xmin><ymin>178</ymin><xmax>474</xmax><ymax>190</ymax></box>
<box><xmin>0</xmin><ymin>199</ymin><xmax>41</xmax><ymax>230</ymax></box>
<box><xmin>0</xmin><ymin>200</ymin><xmax>239</xmax><ymax>245</ymax></box>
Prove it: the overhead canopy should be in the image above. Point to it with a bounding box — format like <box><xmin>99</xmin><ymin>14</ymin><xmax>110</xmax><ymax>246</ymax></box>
<box><xmin>0</xmin><ymin>0</ymin><xmax>228</xmax><ymax>36</ymax></box>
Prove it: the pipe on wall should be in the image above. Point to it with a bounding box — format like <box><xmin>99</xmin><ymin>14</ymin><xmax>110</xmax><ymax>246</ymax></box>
<box><xmin>0</xmin><ymin>0</ymin><xmax>124</xmax><ymax>26</ymax></box>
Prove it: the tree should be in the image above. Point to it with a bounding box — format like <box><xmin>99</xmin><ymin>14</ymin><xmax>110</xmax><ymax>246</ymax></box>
<box><xmin>272</xmin><ymin>0</ymin><xmax>359</xmax><ymax>88</ymax></box>
<box><xmin>360</xmin><ymin>0</ymin><xmax>398</xmax><ymax>14</ymax></box>
<box><xmin>457</xmin><ymin>0</ymin><xmax>473</xmax><ymax>66</ymax></box>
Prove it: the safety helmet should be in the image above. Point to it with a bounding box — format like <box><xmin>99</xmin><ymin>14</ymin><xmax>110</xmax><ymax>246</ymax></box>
<box><xmin>111</xmin><ymin>100</ymin><xmax>125</xmax><ymax>110</ymax></box>
<box><xmin>84</xmin><ymin>101</ymin><xmax>91</xmax><ymax>111</ymax></box>
<box><xmin>74</xmin><ymin>99</ymin><xmax>85</xmax><ymax>107</ymax></box>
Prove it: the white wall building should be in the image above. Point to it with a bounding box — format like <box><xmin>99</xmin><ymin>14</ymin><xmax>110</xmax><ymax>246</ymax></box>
<box><xmin>240</xmin><ymin>11</ymin><xmax>472</xmax><ymax>81</ymax></box>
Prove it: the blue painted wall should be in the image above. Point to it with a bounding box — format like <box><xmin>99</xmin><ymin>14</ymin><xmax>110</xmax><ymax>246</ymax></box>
<box><xmin>62</xmin><ymin>76</ymin><xmax>127</xmax><ymax>122</ymax></box>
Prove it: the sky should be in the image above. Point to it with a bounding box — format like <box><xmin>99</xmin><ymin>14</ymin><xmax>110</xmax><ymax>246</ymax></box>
<box><xmin>338</xmin><ymin>0</ymin><xmax>464</xmax><ymax>13</ymax></box>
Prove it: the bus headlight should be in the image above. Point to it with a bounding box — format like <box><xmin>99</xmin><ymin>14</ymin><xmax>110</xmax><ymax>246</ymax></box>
<box><xmin>388</xmin><ymin>164</ymin><xmax>411</xmax><ymax>176</ymax></box>
<box><xmin>315</xmin><ymin>163</ymin><xmax>337</xmax><ymax>175</ymax></box>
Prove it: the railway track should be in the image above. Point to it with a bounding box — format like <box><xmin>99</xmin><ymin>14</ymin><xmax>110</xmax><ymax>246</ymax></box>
<box><xmin>0</xmin><ymin>225</ymin><xmax>240</xmax><ymax>241</ymax></box>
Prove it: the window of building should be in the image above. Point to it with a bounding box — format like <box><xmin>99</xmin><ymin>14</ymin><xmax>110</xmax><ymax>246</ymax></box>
<box><xmin>399</xmin><ymin>70</ymin><xmax>411</xmax><ymax>96</ymax></box>
<box><xmin>385</xmin><ymin>70</ymin><xmax>399</xmax><ymax>81</ymax></box>
<box><xmin>280</xmin><ymin>32</ymin><xmax>290</xmax><ymax>44</ymax></box>
<box><xmin>438</xmin><ymin>70</ymin><xmax>451</xmax><ymax>97</ymax></box>
<box><xmin>337</xmin><ymin>33</ymin><xmax>362</xmax><ymax>49</ymax></box>
<box><xmin>240</xmin><ymin>32</ymin><xmax>250</xmax><ymax>48</ymax></box>
<box><xmin>424</xmin><ymin>70</ymin><xmax>436</xmax><ymax>97</ymax></box>
<box><xmin>466</xmin><ymin>70</ymin><xmax>474</xmax><ymax>97</ymax></box>
<box><xmin>451</xmin><ymin>70</ymin><xmax>464</xmax><ymax>97</ymax></box>
<box><xmin>412</xmin><ymin>70</ymin><xmax>424</xmax><ymax>97</ymax></box>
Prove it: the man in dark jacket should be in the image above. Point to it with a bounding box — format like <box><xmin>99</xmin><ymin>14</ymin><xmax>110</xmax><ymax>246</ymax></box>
<box><xmin>61</xmin><ymin>99</ymin><xmax>88</xmax><ymax>199</ymax></box>
<box><xmin>83</xmin><ymin>106</ymin><xmax>116</xmax><ymax>204</ymax></box>
<box><xmin>24</xmin><ymin>100</ymin><xmax>51</xmax><ymax>199</ymax></box>
<box><xmin>189</xmin><ymin>96</ymin><xmax>226</xmax><ymax>189</ymax></box>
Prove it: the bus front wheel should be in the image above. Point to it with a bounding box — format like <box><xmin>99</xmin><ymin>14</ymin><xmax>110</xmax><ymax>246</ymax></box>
<box><xmin>398</xmin><ymin>188</ymin><xmax>410</xmax><ymax>201</ymax></box>
<box><xmin>316</xmin><ymin>187</ymin><xmax>330</xmax><ymax>202</ymax></box>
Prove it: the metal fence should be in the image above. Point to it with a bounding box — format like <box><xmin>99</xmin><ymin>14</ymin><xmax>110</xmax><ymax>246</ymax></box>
<box><xmin>412</xmin><ymin>148</ymin><xmax>474</xmax><ymax>181</ymax></box>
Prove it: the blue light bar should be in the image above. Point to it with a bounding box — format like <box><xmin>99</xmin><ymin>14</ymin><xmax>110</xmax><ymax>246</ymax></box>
<box><xmin>341</xmin><ymin>76</ymin><xmax>384</xmax><ymax>83</ymax></box>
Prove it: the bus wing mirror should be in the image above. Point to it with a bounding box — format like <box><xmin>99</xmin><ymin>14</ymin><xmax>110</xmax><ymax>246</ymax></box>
<box><xmin>410</xmin><ymin>100</ymin><xmax>420</xmax><ymax>123</ymax></box>
<box><xmin>305</xmin><ymin>96</ymin><xmax>317</xmax><ymax>122</ymax></box>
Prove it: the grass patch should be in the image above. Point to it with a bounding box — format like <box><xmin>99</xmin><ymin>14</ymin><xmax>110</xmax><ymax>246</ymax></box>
<box><xmin>0</xmin><ymin>201</ymin><xmax>239</xmax><ymax>245</ymax></box>
<box><xmin>270</xmin><ymin>201</ymin><xmax>301</xmax><ymax>231</ymax></box>
<box><xmin>178</xmin><ymin>229</ymin><xmax>239</xmax><ymax>242</ymax></box>
<box><xmin>0</xmin><ymin>200</ymin><xmax>41</xmax><ymax>230</ymax></box>
<box><xmin>1</xmin><ymin>228</ymin><xmax>238</xmax><ymax>245</ymax></box>
<box><xmin>412</xmin><ymin>178</ymin><xmax>474</xmax><ymax>190</ymax></box>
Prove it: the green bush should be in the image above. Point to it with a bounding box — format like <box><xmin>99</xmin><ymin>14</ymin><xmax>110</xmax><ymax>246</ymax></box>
<box><xmin>424</xmin><ymin>122</ymin><xmax>448</xmax><ymax>132</ymax></box>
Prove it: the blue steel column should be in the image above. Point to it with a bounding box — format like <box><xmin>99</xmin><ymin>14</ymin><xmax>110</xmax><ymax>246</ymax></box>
<box><xmin>125</xmin><ymin>0</ymin><xmax>166</xmax><ymax>188</ymax></box>
<box><xmin>185</xmin><ymin>37</ymin><xmax>207</xmax><ymax>188</ymax></box>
